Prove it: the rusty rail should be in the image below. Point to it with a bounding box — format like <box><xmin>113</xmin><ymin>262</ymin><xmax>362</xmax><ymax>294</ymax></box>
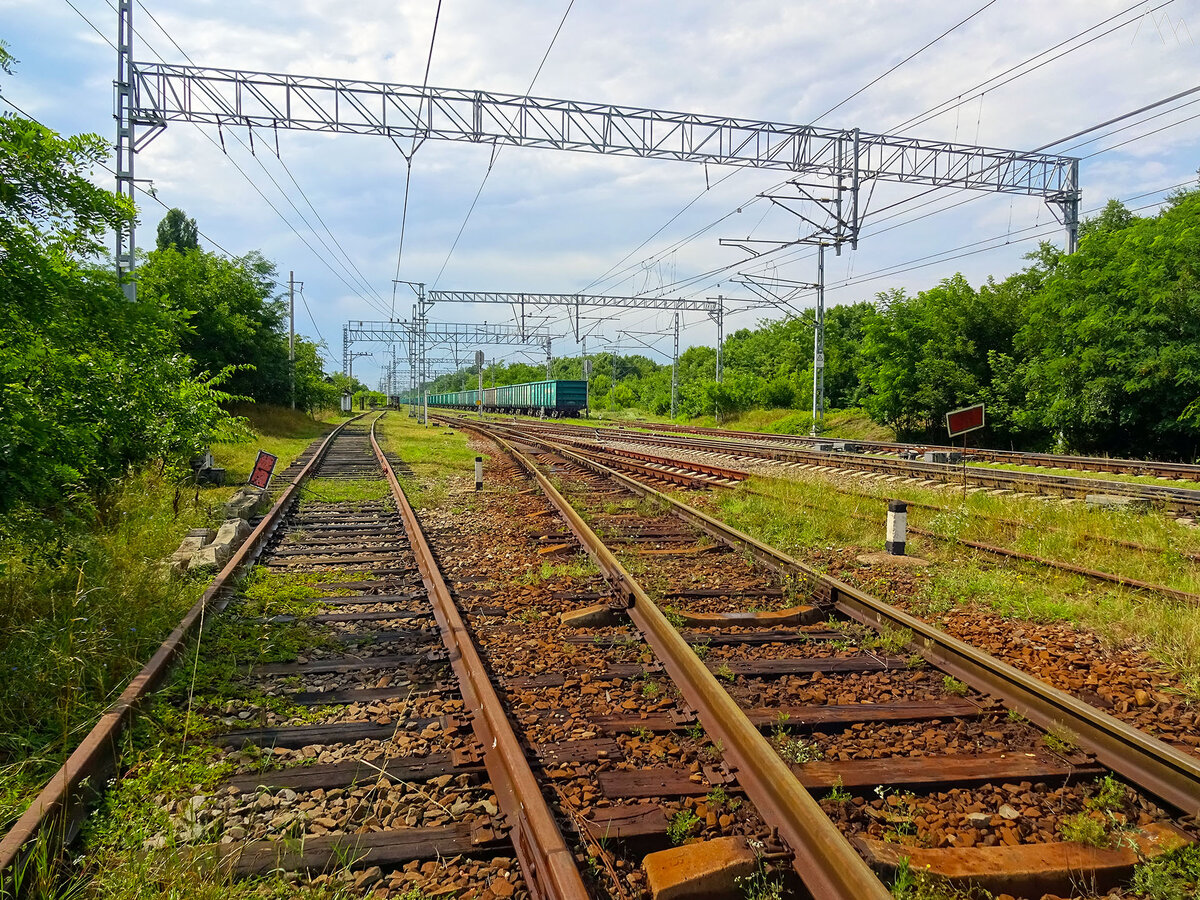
<box><xmin>459</xmin><ymin>420</ymin><xmax>891</xmax><ymax>900</ymax></box>
<box><xmin>476</xmin><ymin>422</ymin><xmax>1200</xmax><ymax>819</ymax></box>
<box><xmin>367</xmin><ymin>417</ymin><xmax>589</xmax><ymax>900</ymax></box>
<box><xmin>545</xmin><ymin>424</ymin><xmax>1200</xmax><ymax>513</ymax></box>
<box><xmin>0</xmin><ymin>413</ymin><xmax>367</xmax><ymax>885</ymax></box>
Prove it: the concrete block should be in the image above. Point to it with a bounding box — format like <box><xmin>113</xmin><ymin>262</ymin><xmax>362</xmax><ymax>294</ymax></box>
<box><xmin>560</xmin><ymin>604</ymin><xmax>623</xmax><ymax>628</ymax></box>
<box><xmin>924</xmin><ymin>451</ymin><xmax>949</xmax><ymax>464</ymax></box>
<box><xmin>176</xmin><ymin>528</ymin><xmax>216</xmax><ymax>557</ymax></box>
<box><xmin>223</xmin><ymin>487</ymin><xmax>268</xmax><ymax>520</ymax></box>
<box><xmin>643</xmin><ymin>836</ymin><xmax>757</xmax><ymax>900</ymax></box>
<box><xmin>190</xmin><ymin>541</ymin><xmax>231</xmax><ymax>571</ymax></box>
<box><xmin>215</xmin><ymin>518</ymin><xmax>253</xmax><ymax>552</ymax></box>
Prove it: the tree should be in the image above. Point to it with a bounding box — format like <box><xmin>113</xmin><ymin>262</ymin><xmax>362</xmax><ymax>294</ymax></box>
<box><xmin>1</xmin><ymin>102</ymin><xmax>243</xmax><ymax>511</ymax></box>
<box><xmin>155</xmin><ymin>207</ymin><xmax>198</xmax><ymax>251</ymax></box>
<box><xmin>137</xmin><ymin>246</ymin><xmax>291</xmax><ymax>403</ymax></box>
<box><xmin>1019</xmin><ymin>193</ymin><xmax>1200</xmax><ymax>458</ymax></box>
<box><xmin>858</xmin><ymin>274</ymin><xmax>1021</xmax><ymax>439</ymax></box>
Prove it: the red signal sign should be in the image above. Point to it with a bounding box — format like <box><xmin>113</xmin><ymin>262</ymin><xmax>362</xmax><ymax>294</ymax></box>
<box><xmin>945</xmin><ymin>403</ymin><xmax>986</xmax><ymax>438</ymax></box>
<box><xmin>249</xmin><ymin>450</ymin><xmax>278</xmax><ymax>489</ymax></box>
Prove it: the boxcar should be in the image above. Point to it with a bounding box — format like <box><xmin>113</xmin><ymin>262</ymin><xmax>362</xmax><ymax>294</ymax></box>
<box><xmin>425</xmin><ymin>379</ymin><xmax>587</xmax><ymax>417</ymax></box>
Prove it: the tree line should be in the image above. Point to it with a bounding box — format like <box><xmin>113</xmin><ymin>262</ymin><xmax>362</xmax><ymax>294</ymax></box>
<box><xmin>1</xmin><ymin>50</ymin><xmax>350</xmax><ymax>513</ymax></box>
<box><xmin>432</xmin><ymin>190</ymin><xmax>1200</xmax><ymax>461</ymax></box>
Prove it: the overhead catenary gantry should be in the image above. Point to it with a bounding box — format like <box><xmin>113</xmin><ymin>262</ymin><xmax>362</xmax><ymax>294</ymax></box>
<box><xmin>342</xmin><ymin>318</ymin><xmax>554</xmax><ymax>396</ymax></box>
<box><xmin>115</xmin><ymin>31</ymin><xmax>1082</xmax><ymax>290</ymax></box>
<box><xmin>425</xmin><ymin>291</ymin><xmax>734</xmax><ymax>413</ymax></box>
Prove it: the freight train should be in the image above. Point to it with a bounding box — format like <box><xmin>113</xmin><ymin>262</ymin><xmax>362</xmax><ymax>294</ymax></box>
<box><xmin>409</xmin><ymin>379</ymin><xmax>588</xmax><ymax>417</ymax></box>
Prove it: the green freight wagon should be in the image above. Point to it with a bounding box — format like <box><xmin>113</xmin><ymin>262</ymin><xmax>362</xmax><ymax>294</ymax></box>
<box><xmin>426</xmin><ymin>380</ymin><xmax>587</xmax><ymax>416</ymax></box>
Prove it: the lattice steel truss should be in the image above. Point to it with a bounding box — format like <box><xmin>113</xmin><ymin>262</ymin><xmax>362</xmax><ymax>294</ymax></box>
<box><xmin>427</xmin><ymin>291</ymin><xmax>723</xmax><ymax>343</ymax></box>
<box><xmin>116</xmin><ymin>58</ymin><xmax>1082</xmax><ymax>297</ymax></box>
<box><xmin>126</xmin><ymin>62</ymin><xmax>1079</xmax><ymax>211</ymax></box>
<box><xmin>343</xmin><ymin>319</ymin><xmax>553</xmax><ymax>395</ymax></box>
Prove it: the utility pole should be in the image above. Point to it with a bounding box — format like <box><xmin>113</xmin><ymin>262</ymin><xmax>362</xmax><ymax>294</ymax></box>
<box><xmin>476</xmin><ymin>350</ymin><xmax>485</xmax><ymax>419</ymax></box>
<box><xmin>114</xmin><ymin>0</ymin><xmax>136</xmax><ymax>300</ymax></box>
<box><xmin>671</xmin><ymin>311</ymin><xmax>680</xmax><ymax>419</ymax></box>
<box><xmin>582</xmin><ymin>337</ymin><xmax>590</xmax><ymax>416</ymax></box>
<box><xmin>811</xmin><ymin>244</ymin><xmax>826</xmax><ymax>436</ymax></box>
<box><xmin>288</xmin><ymin>271</ymin><xmax>295</xmax><ymax>409</ymax></box>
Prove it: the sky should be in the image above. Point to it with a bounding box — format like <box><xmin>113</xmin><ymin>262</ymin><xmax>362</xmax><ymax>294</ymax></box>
<box><xmin>2</xmin><ymin>0</ymin><xmax>1198</xmax><ymax>389</ymax></box>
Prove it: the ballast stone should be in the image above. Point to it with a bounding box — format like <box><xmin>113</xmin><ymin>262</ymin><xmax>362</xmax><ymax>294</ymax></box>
<box><xmin>642</xmin><ymin>835</ymin><xmax>757</xmax><ymax>899</ymax></box>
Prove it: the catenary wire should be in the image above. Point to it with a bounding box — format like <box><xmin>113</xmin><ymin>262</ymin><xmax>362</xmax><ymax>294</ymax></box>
<box><xmin>390</xmin><ymin>0</ymin><xmax>443</xmax><ymax>318</ymax></box>
<box><xmin>431</xmin><ymin>0</ymin><xmax>575</xmax><ymax>289</ymax></box>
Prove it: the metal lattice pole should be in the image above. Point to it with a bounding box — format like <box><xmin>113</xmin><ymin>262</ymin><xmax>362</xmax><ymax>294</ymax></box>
<box><xmin>671</xmin><ymin>311</ymin><xmax>679</xmax><ymax>419</ymax></box>
<box><xmin>811</xmin><ymin>244</ymin><xmax>826</xmax><ymax>436</ymax></box>
<box><xmin>114</xmin><ymin>0</ymin><xmax>136</xmax><ymax>299</ymax></box>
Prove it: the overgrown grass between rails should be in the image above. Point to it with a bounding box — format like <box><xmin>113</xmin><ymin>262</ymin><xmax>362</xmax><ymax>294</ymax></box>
<box><xmin>712</xmin><ymin>475</ymin><xmax>1200</xmax><ymax>698</ymax></box>
<box><xmin>376</xmin><ymin>414</ymin><xmax>486</xmax><ymax>510</ymax></box>
<box><xmin>301</xmin><ymin>478</ymin><xmax>391</xmax><ymax>503</ymax></box>
<box><xmin>0</xmin><ymin>405</ymin><xmax>343</xmax><ymax>834</ymax></box>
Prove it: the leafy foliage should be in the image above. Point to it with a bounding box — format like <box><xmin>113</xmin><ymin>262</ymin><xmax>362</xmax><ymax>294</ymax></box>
<box><xmin>0</xmin><ymin>109</ymin><xmax>248</xmax><ymax>511</ymax></box>
<box><xmin>154</xmin><ymin>207</ymin><xmax>198</xmax><ymax>251</ymax></box>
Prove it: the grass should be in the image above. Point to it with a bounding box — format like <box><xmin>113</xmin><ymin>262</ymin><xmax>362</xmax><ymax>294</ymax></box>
<box><xmin>1058</xmin><ymin>811</ymin><xmax>1112</xmax><ymax>848</ymax></box>
<box><xmin>212</xmin><ymin>403</ymin><xmax>350</xmax><ymax>484</ymax></box>
<box><xmin>0</xmin><ymin>404</ymin><xmax>345</xmax><ymax>835</ymax></box>
<box><xmin>1043</xmin><ymin>722</ymin><xmax>1079</xmax><ymax>755</ymax></box>
<box><xmin>667</xmin><ymin>808</ymin><xmax>700</xmax><ymax>844</ymax></box>
<box><xmin>1130</xmin><ymin>844</ymin><xmax>1200</xmax><ymax>899</ymax></box>
<box><xmin>517</xmin><ymin>556</ymin><xmax>599</xmax><ymax>584</ymax></box>
<box><xmin>13</xmin><ymin>564</ymin><xmax>366</xmax><ymax>899</ymax></box>
<box><xmin>376</xmin><ymin>414</ymin><xmax>483</xmax><ymax>510</ymax></box>
<box><xmin>710</xmin><ymin>472</ymin><xmax>1200</xmax><ymax>697</ymax></box>
<box><xmin>573</xmin><ymin>404</ymin><xmax>893</xmax><ymax>441</ymax></box>
<box><xmin>773</xmin><ymin>735</ymin><xmax>822</xmax><ymax>764</ymax></box>
<box><xmin>302</xmin><ymin>478</ymin><xmax>390</xmax><ymax>503</ymax></box>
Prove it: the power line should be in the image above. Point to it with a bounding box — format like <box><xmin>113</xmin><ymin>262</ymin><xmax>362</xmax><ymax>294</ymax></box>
<box><xmin>431</xmin><ymin>0</ymin><xmax>575</xmax><ymax>289</ymax></box>
<box><xmin>582</xmin><ymin>1</ymin><xmax>1171</xmax><ymax>303</ymax></box>
<box><xmin>390</xmin><ymin>0</ymin><xmax>443</xmax><ymax>318</ymax></box>
<box><xmin>811</xmin><ymin>0</ymin><xmax>999</xmax><ymax>124</ymax></box>
<box><xmin>128</xmin><ymin>0</ymin><xmax>392</xmax><ymax>315</ymax></box>
<box><xmin>62</xmin><ymin>0</ymin><xmax>117</xmax><ymax>50</ymax></box>
<box><xmin>1036</xmin><ymin>83</ymin><xmax>1200</xmax><ymax>152</ymax></box>
<box><xmin>890</xmin><ymin>0</ymin><xmax>1174</xmax><ymax>133</ymax></box>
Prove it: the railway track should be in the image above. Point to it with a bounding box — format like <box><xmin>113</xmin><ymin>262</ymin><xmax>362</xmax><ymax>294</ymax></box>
<box><xmin>473</xmin><ymin>421</ymin><xmax>1200</xmax><ymax>606</ymax></box>
<box><xmin>511</xmin><ymin>420</ymin><xmax>1200</xmax><ymax>516</ymax></box>
<box><xmin>628</xmin><ymin>422</ymin><xmax>1200</xmax><ymax>485</ymax></box>
<box><xmin>446</xmin><ymin>414</ymin><xmax>1200</xmax><ymax>898</ymax></box>
<box><xmin>6</xmin><ymin>411</ymin><xmax>1199</xmax><ymax>899</ymax></box>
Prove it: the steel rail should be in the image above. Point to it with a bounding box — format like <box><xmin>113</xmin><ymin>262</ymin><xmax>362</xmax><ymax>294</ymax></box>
<box><xmin>582</xmin><ymin>428</ymin><xmax>1200</xmax><ymax>513</ymax></box>
<box><xmin>618</xmin><ymin>422</ymin><xmax>1200</xmax><ymax>484</ymax></box>
<box><xmin>456</xmin><ymin>420</ymin><xmax>892</xmax><ymax>900</ymax></box>
<box><xmin>476</xmin><ymin>422</ymin><xmax>1200</xmax><ymax>819</ymax></box>
<box><xmin>0</xmin><ymin>413</ymin><xmax>368</xmax><ymax>883</ymax></box>
<box><xmin>549</xmin><ymin>432</ymin><xmax>746</xmax><ymax>484</ymax></box>
<box><xmin>367</xmin><ymin>418</ymin><xmax>589</xmax><ymax>900</ymax></box>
